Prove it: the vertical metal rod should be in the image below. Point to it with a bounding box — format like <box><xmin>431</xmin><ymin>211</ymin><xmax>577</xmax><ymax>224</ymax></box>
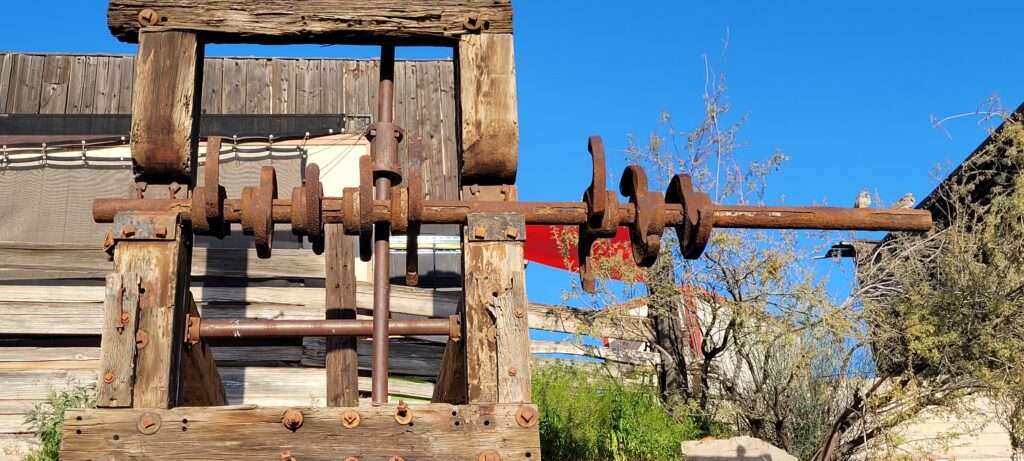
<box><xmin>371</xmin><ymin>45</ymin><xmax>397</xmax><ymax>404</ymax></box>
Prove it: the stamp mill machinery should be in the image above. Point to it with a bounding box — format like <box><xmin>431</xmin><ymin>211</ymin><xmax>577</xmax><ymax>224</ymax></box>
<box><xmin>57</xmin><ymin>1</ymin><xmax>932</xmax><ymax>459</ymax></box>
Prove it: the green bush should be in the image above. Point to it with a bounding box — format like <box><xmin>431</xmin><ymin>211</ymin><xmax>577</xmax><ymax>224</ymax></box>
<box><xmin>23</xmin><ymin>384</ymin><xmax>96</xmax><ymax>461</ymax></box>
<box><xmin>532</xmin><ymin>364</ymin><xmax>699</xmax><ymax>461</ymax></box>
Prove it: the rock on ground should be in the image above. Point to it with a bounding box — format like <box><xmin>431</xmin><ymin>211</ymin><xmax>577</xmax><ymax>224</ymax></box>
<box><xmin>681</xmin><ymin>436</ymin><xmax>798</xmax><ymax>461</ymax></box>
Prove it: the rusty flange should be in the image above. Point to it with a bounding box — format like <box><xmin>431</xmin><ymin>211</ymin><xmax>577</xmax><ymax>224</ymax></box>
<box><xmin>254</xmin><ymin>166</ymin><xmax>278</xmax><ymax>258</ymax></box>
<box><xmin>620</xmin><ymin>165</ymin><xmax>664</xmax><ymax>267</ymax></box>
<box><xmin>578</xmin><ymin>136</ymin><xmax>620</xmax><ymax>293</ymax></box>
<box><xmin>192</xmin><ymin>137</ymin><xmax>228</xmax><ymax>238</ymax></box>
<box><xmin>666</xmin><ymin>173</ymin><xmax>714</xmax><ymax>259</ymax></box>
<box><xmin>291</xmin><ymin>163</ymin><xmax>325</xmax><ymax>254</ymax></box>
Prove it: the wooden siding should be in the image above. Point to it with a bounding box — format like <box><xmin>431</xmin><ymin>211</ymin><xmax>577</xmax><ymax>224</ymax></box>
<box><xmin>0</xmin><ymin>52</ymin><xmax>458</xmax><ymax>199</ymax></box>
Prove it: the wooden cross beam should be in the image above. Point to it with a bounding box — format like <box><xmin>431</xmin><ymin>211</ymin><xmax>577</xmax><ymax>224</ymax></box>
<box><xmin>107</xmin><ymin>0</ymin><xmax>513</xmax><ymax>45</ymax></box>
<box><xmin>63</xmin><ymin>404</ymin><xmax>541</xmax><ymax>460</ymax></box>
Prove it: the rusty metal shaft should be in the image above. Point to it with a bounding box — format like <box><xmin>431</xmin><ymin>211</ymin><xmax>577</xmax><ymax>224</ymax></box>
<box><xmin>371</xmin><ymin>45</ymin><xmax>397</xmax><ymax>405</ymax></box>
<box><xmin>94</xmin><ymin>198</ymin><xmax>933</xmax><ymax>232</ymax></box>
<box><xmin>196</xmin><ymin>316</ymin><xmax>459</xmax><ymax>339</ymax></box>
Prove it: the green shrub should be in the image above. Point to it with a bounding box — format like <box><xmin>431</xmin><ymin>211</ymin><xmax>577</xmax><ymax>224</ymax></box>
<box><xmin>532</xmin><ymin>364</ymin><xmax>699</xmax><ymax>461</ymax></box>
<box><xmin>23</xmin><ymin>384</ymin><xmax>96</xmax><ymax>461</ymax></box>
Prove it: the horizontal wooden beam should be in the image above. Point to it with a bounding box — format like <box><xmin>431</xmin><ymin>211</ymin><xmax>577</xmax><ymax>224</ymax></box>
<box><xmin>63</xmin><ymin>404</ymin><xmax>540</xmax><ymax>461</ymax></box>
<box><xmin>107</xmin><ymin>1</ymin><xmax>513</xmax><ymax>45</ymax></box>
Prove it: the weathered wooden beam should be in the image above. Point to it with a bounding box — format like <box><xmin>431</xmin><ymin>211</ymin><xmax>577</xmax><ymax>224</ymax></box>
<box><xmin>96</xmin><ymin>272</ymin><xmax>142</xmax><ymax>408</ymax></box>
<box><xmin>461</xmin><ymin>190</ymin><xmax>531</xmax><ymax>403</ymax></box>
<box><xmin>457</xmin><ymin>34</ymin><xmax>519</xmax><ymax>184</ymax></box>
<box><xmin>111</xmin><ymin>213</ymin><xmax>193</xmax><ymax>409</ymax></box>
<box><xmin>130</xmin><ymin>30</ymin><xmax>203</xmax><ymax>182</ymax></box>
<box><xmin>108</xmin><ymin>1</ymin><xmax>512</xmax><ymax>45</ymax></box>
<box><xmin>325</xmin><ymin>224</ymin><xmax>359</xmax><ymax>407</ymax></box>
<box><xmin>62</xmin><ymin>404</ymin><xmax>540</xmax><ymax>460</ymax></box>
<box><xmin>179</xmin><ymin>295</ymin><xmax>227</xmax><ymax>406</ymax></box>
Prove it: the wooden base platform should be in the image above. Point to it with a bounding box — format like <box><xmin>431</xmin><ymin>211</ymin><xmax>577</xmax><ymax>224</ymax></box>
<box><xmin>61</xmin><ymin>403</ymin><xmax>540</xmax><ymax>460</ymax></box>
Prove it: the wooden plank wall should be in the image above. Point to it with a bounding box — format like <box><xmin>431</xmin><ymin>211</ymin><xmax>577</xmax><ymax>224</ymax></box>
<box><xmin>0</xmin><ymin>52</ymin><xmax>458</xmax><ymax>199</ymax></box>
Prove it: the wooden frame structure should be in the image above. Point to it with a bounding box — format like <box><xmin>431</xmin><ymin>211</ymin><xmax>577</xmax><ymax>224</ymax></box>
<box><xmin>60</xmin><ymin>1</ymin><xmax>539</xmax><ymax>459</ymax></box>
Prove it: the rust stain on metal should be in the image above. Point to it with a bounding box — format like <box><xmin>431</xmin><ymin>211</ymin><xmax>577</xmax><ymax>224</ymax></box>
<box><xmin>515</xmin><ymin>406</ymin><xmax>538</xmax><ymax>428</ymax></box>
<box><xmin>340</xmin><ymin>410</ymin><xmax>361</xmax><ymax>429</ymax></box>
<box><xmin>477</xmin><ymin>450</ymin><xmax>501</xmax><ymax>461</ymax></box>
<box><xmin>394</xmin><ymin>400</ymin><xmax>413</xmax><ymax>425</ymax></box>
<box><xmin>281</xmin><ymin>408</ymin><xmax>304</xmax><ymax>432</ymax></box>
<box><xmin>136</xmin><ymin>412</ymin><xmax>162</xmax><ymax>435</ymax></box>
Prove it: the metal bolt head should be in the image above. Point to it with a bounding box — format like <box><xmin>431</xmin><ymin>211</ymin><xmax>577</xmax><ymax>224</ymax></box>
<box><xmin>136</xmin><ymin>412</ymin><xmax>161</xmax><ymax>435</ymax></box>
<box><xmin>103</xmin><ymin>371</ymin><xmax>115</xmax><ymax>384</ymax></box>
<box><xmin>280</xmin><ymin>449</ymin><xmax>296</xmax><ymax>461</ymax></box>
<box><xmin>394</xmin><ymin>400</ymin><xmax>413</xmax><ymax>425</ymax></box>
<box><xmin>508</xmin><ymin>367</ymin><xmax>518</xmax><ymax>377</ymax></box>
<box><xmin>515</xmin><ymin>406</ymin><xmax>538</xmax><ymax>428</ymax></box>
<box><xmin>340</xmin><ymin>410</ymin><xmax>361</xmax><ymax>429</ymax></box>
<box><xmin>514</xmin><ymin>307</ymin><xmax>525</xmax><ymax>318</ymax></box>
<box><xmin>137</xmin><ymin>8</ymin><xmax>160</xmax><ymax>26</ymax></box>
<box><xmin>477</xmin><ymin>449</ymin><xmax>501</xmax><ymax>461</ymax></box>
<box><xmin>282</xmin><ymin>408</ymin><xmax>304</xmax><ymax>431</ymax></box>
<box><xmin>389</xmin><ymin>457</ymin><xmax>405</xmax><ymax>461</ymax></box>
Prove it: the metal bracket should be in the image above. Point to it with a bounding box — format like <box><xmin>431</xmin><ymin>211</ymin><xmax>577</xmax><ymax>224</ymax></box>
<box><xmin>113</xmin><ymin>212</ymin><xmax>180</xmax><ymax>241</ymax></box>
<box><xmin>466</xmin><ymin>213</ymin><xmax>525</xmax><ymax>242</ymax></box>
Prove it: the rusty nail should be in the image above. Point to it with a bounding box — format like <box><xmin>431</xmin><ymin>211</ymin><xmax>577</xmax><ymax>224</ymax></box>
<box><xmin>388</xmin><ymin>457</ymin><xmax>404</xmax><ymax>461</ymax></box>
<box><xmin>103</xmin><ymin>371</ymin><xmax>115</xmax><ymax>384</ymax></box>
<box><xmin>508</xmin><ymin>367</ymin><xmax>518</xmax><ymax>377</ymax></box>
<box><xmin>136</xmin><ymin>412</ymin><xmax>161</xmax><ymax>435</ymax></box>
<box><xmin>280</xmin><ymin>449</ymin><xmax>296</xmax><ymax>461</ymax></box>
<box><xmin>138</xmin><ymin>8</ymin><xmax>160</xmax><ymax>26</ymax></box>
<box><xmin>282</xmin><ymin>408</ymin><xmax>303</xmax><ymax>431</ymax></box>
<box><xmin>515</xmin><ymin>406</ymin><xmax>538</xmax><ymax>428</ymax></box>
<box><xmin>102</xmin><ymin>230</ymin><xmax>115</xmax><ymax>251</ymax></box>
<box><xmin>473</xmin><ymin>225</ymin><xmax>487</xmax><ymax>240</ymax></box>
<box><xmin>154</xmin><ymin>225</ymin><xmax>167</xmax><ymax>238</ymax></box>
<box><xmin>340</xmin><ymin>410</ymin><xmax>361</xmax><ymax>429</ymax></box>
<box><xmin>121</xmin><ymin>223</ymin><xmax>136</xmax><ymax>238</ymax></box>
<box><xmin>477</xmin><ymin>450</ymin><xmax>501</xmax><ymax>461</ymax></box>
<box><xmin>504</xmin><ymin>226</ymin><xmax>519</xmax><ymax>239</ymax></box>
<box><xmin>514</xmin><ymin>307</ymin><xmax>525</xmax><ymax>318</ymax></box>
<box><xmin>168</xmin><ymin>182</ymin><xmax>182</xmax><ymax>197</ymax></box>
<box><xmin>135</xmin><ymin>330</ymin><xmax>149</xmax><ymax>349</ymax></box>
<box><xmin>120</xmin><ymin>311</ymin><xmax>130</xmax><ymax>324</ymax></box>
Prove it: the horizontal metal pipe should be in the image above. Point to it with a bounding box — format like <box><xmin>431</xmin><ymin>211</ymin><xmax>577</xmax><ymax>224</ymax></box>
<box><xmin>94</xmin><ymin>197</ymin><xmax>933</xmax><ymax>232</ymax></box>
<box><xmin>198</xmin><ymin>317</ymin><xmax>456</xmax><ymax>339</ymax></box>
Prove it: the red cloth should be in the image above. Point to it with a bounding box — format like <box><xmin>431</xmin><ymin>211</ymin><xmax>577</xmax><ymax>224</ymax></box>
<box><xmin>525</xmin><ymin>224</ymin><xmax>704</xmax><ymax>355</ymax></box>
<box><xmin>524</xmin><ymin>224</ymin><xmax>632</xmax><ymax>274</ymax></box>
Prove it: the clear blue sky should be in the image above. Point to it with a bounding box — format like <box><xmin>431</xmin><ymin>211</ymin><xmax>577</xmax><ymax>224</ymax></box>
<box><xmin>3</xmin><ymin>1</ymin><xmax>1022</xmax><ymax>305</ymax></box>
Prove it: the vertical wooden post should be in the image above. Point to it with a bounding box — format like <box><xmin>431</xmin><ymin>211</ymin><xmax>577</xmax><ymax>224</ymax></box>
<box><xmin>104</xmin><ymin>29</ymin><xmax>204</xmax><ymax>410</ymax></box>
<box><xmin>452</xmin><ymin>32</ymin><xmax>531</xmax><ymax>404</ymax></box>
<box><xmin>111</xmin><ymin>213</ymin><xmax>193</xmax><ymax>409</ymax></box>
<box><xmin>130</xmin><ymin>30</ymin><xmax>203</xmax><ymax>184</ymax></box>
<box><xmin>457</xmin><ymin>34</ymin><xmax>519</xmax><ymax>185</ymax></box>
<box><xmin>326</xmin><ymin>224</ymin><xmax>360</xmax><ymax>406</ymax></box>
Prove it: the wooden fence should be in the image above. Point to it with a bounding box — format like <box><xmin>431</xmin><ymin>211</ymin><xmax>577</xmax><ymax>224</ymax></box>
<box><xmin>0</xmin><ymin>242</ymin><xmax>655</xmax><ymax>454</ymax></box>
